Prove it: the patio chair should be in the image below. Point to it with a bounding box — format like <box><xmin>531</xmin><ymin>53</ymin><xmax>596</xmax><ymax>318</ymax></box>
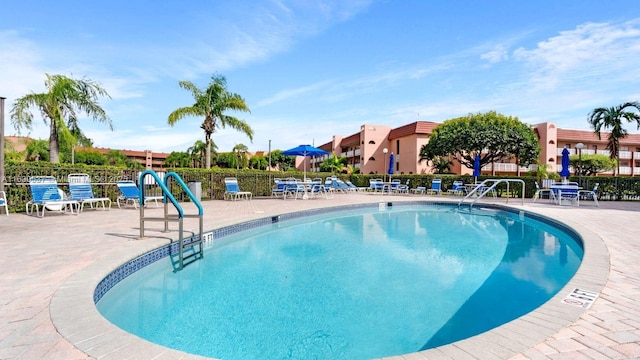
<box><xmin>26</xmin><ymin>176</ymin><xmax>80</xmax><ymax>217</ymax></box>
<box><xmin>396</xmin><ymin>179</ymin><xmax>410</xmax><ymax>194</ymax></box>
<box><xmin>532</xmin><ymin>181</ymin><xmax>554</xmax><ymax>203</ymax></box>
<box><xmin>426</xmin><ymin>179</ymin><xmax>443</xmax><ymax>195</ymax></box>
<box><xmin>368</xmin><ymin>179</ymin><xmax>384</xmax><ymax>192</ymax></box>
<box><xmin>411</xmin><ymin>186</ymin><xmax>426</xmax><ymax>195</ymax></box>
<box><xmin>283</xmin><ymin>178</ymin><xmax>306</xmax><ymax>199</ymax></box>
<box><xmin>68</xmin><ymin>173</ymin><xmax>112</xmax><ymax>212</ymax></box>
<box><xmin>551</xmin><ymin>183</ymin><xmax>579</xmax><ymax>206</ymax></box>
<box><xmin>447</xmin><ymin>180</ymin><xmax>464</xmax><ymax>196</ymax></box>
<box><xmin>224</xmin><ymin>177</ymin><xmax>252</xmax><ymax>201</ymax></box>
<box><xmin>345</xmin><ymin>181</ymin><xmax>362</xmax><ymax>192</ymax></box>
<box><xmin>578</xmin><ymin>183</ymin><xmax>599</xmax><ymax>207</ymax></box>
<box><xmin>271</xmin><ymin>178</ymin><xmax>286</xmax><ymax>198</ymax></box>
<box><xmin>116</xmin><ymin>180</ymin><xmax>163</xmax><ymax>209</ymax></box>
<box><xmin>0</xmin><ymin>191</ymin><xmax>8</xmax><ymax>216</ymax></box>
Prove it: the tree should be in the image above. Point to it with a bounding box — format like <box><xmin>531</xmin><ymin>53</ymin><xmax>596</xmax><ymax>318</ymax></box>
<box><xmin>232</xmin><ymin>143</ymin><xmax>249</xmax><ymax>169</ymax></box>
<box><xmin>419</xmin><ymin>111</ymin><xmax>540</xmax><ymax>171</ymax></box>
<box><xmin>430</xmin><ymin>156</ymin><xmax>453</xmax><ymax>174</ymax></box>
<box><xmin>249</xmin><ymin>155</ymin><xmax>268</xmax><ymax>170</ymax></box>
<box><xmin>105</xmin><ymin>150</ymin><xmax>142</xmax><ymax>168</ymax></box>
<box><xmin>215</xmin><ymin>152</ymin><xmax>238</xmax><ymax>169</ymax></box>
<box><xmin>588</xmin><ymin>101</ymin><xmax>640</xmax><ymax>175</ymax></box>
<box><xmin>570</xmin><ymin>154</ymin><xmax>616</xmax><ymax>176</ymax></box>
<box><xmin>187</xmin><ymin>140</ymin><xmax>210</xmax><ymax>168</ymax></box>
<box><xmin>270</xmin><ymin>150</ymin><xmax>295</xmax><ymax>171</ymax></box>
<box><xmin>164</xmin><ymin>151</ymin><xmax>191</xmax><ymax>168</ymax></box>
<box><xmin>168</xmin><ymin>74</ymin><xmax>253</xmax><ymax>169</ymax></box>
<box><xmin>25</xmin><ymin>139</ymin><xmax>50</xmax><ymax>161</ymax></box>
<box><xmin>74</xmin><ymin>149</ymin><xmax>106</xmax><ymax>165</ymax></box>
<box><xmin>10</xmin><ymin>73</ymin><xmax>112</xmax><ymax>163</ymax></box>
<box><xmin>320</xmin><ymin>152</ymin><xmax>347</xmax><ymax>173</ymax></box>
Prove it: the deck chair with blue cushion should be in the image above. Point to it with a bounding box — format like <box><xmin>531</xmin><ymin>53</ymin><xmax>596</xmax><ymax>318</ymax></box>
<box><xmin>68</xmin><ymin>173</ymin><xmax>112</xmax><ymax>212</ymax></box>
<box><xmin>578</xmin><ymin>183</ymin><xmax>599</xmax><ymax>207</ymax></box>
<box><xmin>0</xmin><ymin>191</ymin><xmax>8</xmax><ymax>216</ymax></box>
<box><xmin>426</xmin><ymin>179</ymin><xmax>443</xmax><ymax>195</ymax></box>
<box><xmin>551</xmin><ymin>183</ymin><xmax>579</xmax><ymax>206</ymax></box>
<box><xmin>26</xmin><ymin>176</ymin><xmax>80</xmax><ymax>217</ymax></box>
<box><xmin>116</xmin><ymin>180</ymin><xmax>163</xmax><ymax>208</ymax></box>
<box><xmin>369</xmin><ymin>179</ymin><xmax>385</xmax><ymax>192</ymax></box>
<box><xmin>532</xmin><ymin>181</ymin><xmax>554</xmax><ymax>203</ymax></box>
<box><xmin>447</xmin><ymin>180</ymin><xmax>464</xmax><ymax>196</ymax></box>
<box><xmin>224</xmin><ymin>177</ymin><xmax>252</xmax><ymax>201</ymax></box>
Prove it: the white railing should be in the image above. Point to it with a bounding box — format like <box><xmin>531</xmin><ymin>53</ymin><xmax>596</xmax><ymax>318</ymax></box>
<box><xmin>634</xmin><ymin>167</ymin><xmax>640</xmax><ymax>175</ymax></box>
<box><xmin>619</xmin><ymin>151</ymin><xmax>632</xmax><ymax>159</ymax></box>
<box><xmin>618</xmin><ymin>167</ymin><xmax>632</xmax><ymax>175</ymax></box>
<box><xmin>354</xmin><ymin>149</ymin><xmax>361</xmax><ymax>157</ymax></box>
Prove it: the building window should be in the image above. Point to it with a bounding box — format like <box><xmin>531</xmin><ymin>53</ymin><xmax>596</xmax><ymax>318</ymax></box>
<box><xmin>368</xmin><ymin>140</ymin><xmax>375</xmax><ymax>144</ymax></box>
<box><xmin>369</xmin><ymin>156</ymin><xmax>375</xmax><ymax>161</ymax></box>
<box><xmin>549</xmin><ymin>140</ymin><xmax>555</xmax><ymax>144</ymax></box>
<box><xmin>548</xmin><ymin>158</ymin><xmax>555</xmax><ymax>162</ymax></box>
<box><xmin>396</xmin><ymin>140</ymin><xmax>400</xmax><ymax>153</ymax></box>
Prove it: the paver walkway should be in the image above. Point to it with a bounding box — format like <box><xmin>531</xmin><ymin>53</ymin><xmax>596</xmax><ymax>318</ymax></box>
<box><xmin>0</xmin><ymin>193</ymin><xmax>638</xmax><ymax>359</ymax></box>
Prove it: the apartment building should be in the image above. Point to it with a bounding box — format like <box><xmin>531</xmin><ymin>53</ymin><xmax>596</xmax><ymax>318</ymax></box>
<box><xmin>304</xmin><ymin>121</ymin><xmax>640</xmax><ymax>177</ymax></box>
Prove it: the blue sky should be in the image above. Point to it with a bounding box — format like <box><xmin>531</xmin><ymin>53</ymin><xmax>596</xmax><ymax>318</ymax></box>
<box><xmin>2</xmin><ymin>1</ymin><xmax>640</xmax><ymax>154</ymax></box>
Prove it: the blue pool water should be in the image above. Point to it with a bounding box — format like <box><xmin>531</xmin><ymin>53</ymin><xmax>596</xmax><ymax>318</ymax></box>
<box><xmin>97</xmin><ymin>204</ymin><xmax>583</xmax><ymax>360</ymax></box>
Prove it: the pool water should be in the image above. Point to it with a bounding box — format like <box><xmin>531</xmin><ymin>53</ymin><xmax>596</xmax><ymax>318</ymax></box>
<box><xmin>97</xmin><ymin>205</ymin><xmax>583</xmax><ymax>360</ymax></box>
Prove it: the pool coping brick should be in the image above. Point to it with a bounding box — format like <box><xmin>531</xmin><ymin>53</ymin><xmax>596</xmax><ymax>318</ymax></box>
<box><xmin>1</xmin><ymin>193</ymin><xmax>639</xmax><ymax>359</ymax></box>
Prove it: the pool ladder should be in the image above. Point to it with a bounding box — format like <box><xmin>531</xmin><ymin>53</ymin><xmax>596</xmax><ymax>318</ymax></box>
<box><xmin>458</xmin><ymin>179</ymin><xmax>526</xmax><ymax>208</ymax></box>
<box><xmin>138</xmin><ymin>170</ymin><xmax>204</xmax><ymax>270</ymax></box>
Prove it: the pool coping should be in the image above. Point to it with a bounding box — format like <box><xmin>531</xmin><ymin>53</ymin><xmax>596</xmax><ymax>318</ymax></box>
<box><xmin>49</xmin><ymin>200</ymin><xmax>610</xmax><ymax>360</ymax></box>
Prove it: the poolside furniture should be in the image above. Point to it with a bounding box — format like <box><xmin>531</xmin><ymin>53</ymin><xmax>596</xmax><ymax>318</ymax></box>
<box><xmin>271</xmin><ymin>178</ymin><xmax>286</xmax><ymax>198</ymax></box>
<box><xmin>389</xmin><ymin>179</ymin><xmax>402</xmax><ymax>193</ymax></box>
<box><xmin>550</xmin><ymin>182</ymin><xmax>579</xmax><ymax>206</ymax></box>
<box><xmin>578</xmin><ymin>183</ymin><xmax>599</xmax><ymax>207</ymax></box>
<box><xmin>426</xmin><ymin>179</ymin><xmax>443</xmax><ymax>195</ymax></box>
<box><xmin>368</xmin><ymin>179</ymin><xmax>385</xmax><ymax>192</ymax></box>
<box><xmin>447</xmin><ymin>180</ymin><xmax>464</xmax><ymax>196</ymax></box>
<box><xmin>309</xmin><ymin>179</ymin><xmax>332</xmax><ymax>199</ymax></box>
<box><xmin>116</xmin><ymin>180</ymin><xmax>163</xmax><ymax>209</ymax></box>
<box><xmin>68</xmin><ymin>173</ymin><xmax>112</xmax><ymax>212</ymax></box>
<box><xmin>26</xmin><ymin>176</ymin><xmax>80</xmax><ymax>217</ymax></box>
<box><xmin>532</xmin><ymin>181</ymin><xmax>554</xmax><ymax>203</ymax></box>
<box><xmin>411</xmin><ymin>186</ymin><xmax>426</xmax><ymax>195</ymax></box>
<box><xmin>345</xmin><ymin>180</ymin><xmax>362</xmax><ymax>192</ymax></box>
<box><xmin>283</xmin><ymin>178</ymin><xmax>306</xmax><ymax>199</ymax></box>
<box><xmin>0</xmin><ymin>191</ymin><xmax>8</xmax><ymax>216</ymax></box>
<box><xmin>396</xmin><ymin>179</ymin><xmax>410</xmax><ymax>194</ymax></box>
<box><xmin>223</xmin><ymin>177</ymin><xmax>252</xmax><ymax>201</ymax></box>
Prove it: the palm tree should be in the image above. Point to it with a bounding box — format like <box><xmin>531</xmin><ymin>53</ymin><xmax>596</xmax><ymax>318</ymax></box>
<box><xmin>187</xmin><ymin>140</ymin><xmax>209</xmax><ymax>168</ymax></box>
<box><xmin>10</xmin><ymin>73</ymin><xmax>112</xmax><ymax>163</ymax></box>
<box><xmin>588</xmin><ymin>101</ymin><xmax>640</xmax><ymax>175</ymax></box>
<box><xmin>233</xmin><ymin>143</ymin><xmax>249</xmax><ymax>169</ymax></box>
<box><xmin>168</xmin><ymin>74</ymin><xmax>253</xmax><ymax>169</ymax></box>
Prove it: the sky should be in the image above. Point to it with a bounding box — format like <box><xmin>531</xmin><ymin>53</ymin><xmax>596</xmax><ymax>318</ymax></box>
<box><xmin>2</xmin><ymin>0</ymin><xmax>640</xmax><ymax>155</ymax></box>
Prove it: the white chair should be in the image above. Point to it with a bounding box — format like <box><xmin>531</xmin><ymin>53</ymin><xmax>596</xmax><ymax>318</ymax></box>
<box><xmin>578</xmin><ymin>183</ymin><xmax>599</xmax><ymax>207</ymax></box>
<box><xmin>0</xmin><ymin>191</ymin><xmax>8</xmax><ymax>216</ymax></box>
<box><xmin>68</xmin><ymin>174</ymin><xmax>112</xmax><ymax>212</ymax></box>
<box><xmin>533</xmin><ymin>181</ymin><xmax>553</xmax><ymax>203</ymax></box>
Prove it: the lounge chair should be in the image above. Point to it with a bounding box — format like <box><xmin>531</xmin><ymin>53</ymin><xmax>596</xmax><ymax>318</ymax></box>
<box><xmin>532</xmin><ymin>181</ymin><xmax>553</xmax><ymax>203</ymax></box>
<box><xmin>411</xmin><ymin>186</ymin><xmax>426</xmax><ymax>195</ymax></box>
<box><xmin>368</xmin><ymin>179</ymin><xmax>384</xmax><ymax>192</ymax></box>
<box><xmin>426</xmin><ymin>179</ymin><xmax>443</xmax><ymax>195</ymax></box>
<box><xmin>68</xmin><ymin>173</ymin><xmax>112</xmax><ymax>212</ymax></box>
<box><xmin>271</xmin><ymin>178</ymin><xmax>286</xmax><ymax>198</ymax></box>
<box><xmin>447</xmin><ymin>180</ymin><xmax>464</xmax><ymax>196</ymax></box>
<box><xmin>309</xmin><ymin>179</ymin><xmax>332</xmax><ymax>199</ymax></box>
<box><xmin>26</xmin><ymin>176</ymin><xmax>80</xmax><ymax>217</ymax></box>
<box><xmin>0</xmin><ymin>191</ymin><xmax>8</xmax><ymax>216</ymax></box>
<box><xmin>116</xmin><ymin>180</ymin><xmax>163</xmax><ymax>208</ymax></box>
<box><xmin>578</xmin><ymin>183</ymin><xmax>599</xmax><ymax>207</ymax></box>
<box><xmin>283</xmin><ymin>178</ymin><xmax>305</xmax><ymax>199</ymax></box>
<box><xmin>550</xmin><ymin>183</ymin><xmax>579</xmax><ymax>206</ymax></box>
<box><xmin>224</xmin><ymin>177</ymin><xmax>252</xmax><ymax>201</ymax></box>
<box><xmin>345</xmin><ymin>181</ymin><xmax>362</xmax><ymax>192</ymax></box>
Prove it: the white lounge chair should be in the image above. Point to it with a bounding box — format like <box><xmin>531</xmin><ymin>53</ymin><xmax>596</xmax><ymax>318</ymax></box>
<box><xmin>0</xmin><ymin>191</ymin><xmax>8</xmax><ymax>216</ymax></box>
<box><xmin>26</xmin><ymin>176</ymin><xmax>80</xmax><ymax>217</ymax></box>
<box><xmin>578</xmin><ymin>183</ymin><xmax>599</xmax><ymax>207</ymax></box>
<box><xmin>427</xmin><ymin>179</ymin><xmax>443</xmax><ymax>195</ymax></box>
<box><xmin>224</xmin><ymin>177</ymin><xmax>252</xmax><ymax>201</ymax></box>
<box><xmin>116</xmin><ymin>181</ymin><xmax>163</xmax><ymax>208</ymax></box>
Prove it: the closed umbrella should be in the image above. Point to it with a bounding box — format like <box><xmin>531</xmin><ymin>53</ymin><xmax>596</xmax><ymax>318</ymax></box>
<box><xmin>559</xmin><ymin>147</ymin><xmax>571</xmax><ymax>180</ymax></box>
<box><xmin>282</xmin><ymin>144</ymin><xmax>329</xmax><ymax>180</ymax></box>
<box><xmin>473</xmin><ymin>154</ymin><xmax>481</xmax><ymax>183</ymax></box>
<box><xmin>388</xmin><ymin>153</ymin><xmax>394</xmax><ymax>176</ymax></box>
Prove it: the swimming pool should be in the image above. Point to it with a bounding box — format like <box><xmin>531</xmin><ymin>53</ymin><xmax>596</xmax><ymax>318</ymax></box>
<box><xmin>96</xmin><ymin>203</ymin><xmax>583</xmax><ymax>359</ymax></box>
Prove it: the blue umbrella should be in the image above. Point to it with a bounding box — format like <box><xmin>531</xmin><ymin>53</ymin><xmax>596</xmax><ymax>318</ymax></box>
<box><xmin>388</xmin><ymin>153</ymin><xmax>394</xmax><ymax>175</ymax></box>
<box><xmin>559</xmin><ymin>147</ymin><xmax>571</xmax><ymax>179</ymax></box>
<box><xmin>473</xmin><ymin>154</ymin><xmax>481</xmax><ymax>182</ymax></box>
<box><xmin>282</xmin><ymin>144</ymin><xmax>329</xmax><ymax>179</ymax></box>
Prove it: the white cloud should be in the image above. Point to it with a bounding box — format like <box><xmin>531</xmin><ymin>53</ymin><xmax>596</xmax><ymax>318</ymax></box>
<box><xmin>480</xmin><ymin>45</ymin><xmax>509</xmax><ymax>63</ymax></box>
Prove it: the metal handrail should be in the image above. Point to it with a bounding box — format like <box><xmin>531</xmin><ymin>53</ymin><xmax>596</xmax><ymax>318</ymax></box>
<box><xmin>139</xmin><ymin>170</ymin><xmax>204</xmax><ymax>270</ymax></box>
<box><xmin>458</xmin><ymin>179</ymin><xmax>526</xmax><ymax>208</ymax></box>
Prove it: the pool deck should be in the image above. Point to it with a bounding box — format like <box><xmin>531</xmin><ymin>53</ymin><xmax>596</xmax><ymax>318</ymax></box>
<box><xmin>1</xmin><ymin>192</ymin><xmax>639</xmax><ymax>360</ymax></box>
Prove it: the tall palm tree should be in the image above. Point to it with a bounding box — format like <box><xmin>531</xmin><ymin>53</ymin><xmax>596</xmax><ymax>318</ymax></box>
<box><xmin>588</xmin><ymin>101</ymin><xmax>640</xmax><ymax>175</ymax></box>
<box><xmin>10</xmin><ymin>73</ymin><xmax>112</xmax><ymax>163</ymax></box>
<box><xmin>187</xmin><ymin>140</ymin><xmax>208</xmax><ymax>168</ymax></box>
<box><xmin>168</xmin><ymin>75</ymin><xmax>253</xmax><ymax>169</ymax></box>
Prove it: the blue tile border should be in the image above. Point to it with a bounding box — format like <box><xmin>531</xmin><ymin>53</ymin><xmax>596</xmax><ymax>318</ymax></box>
<box><xmin>93</xmin><ymin>201</ymin><xmax>583</xmax><ymax>303</ymax></box>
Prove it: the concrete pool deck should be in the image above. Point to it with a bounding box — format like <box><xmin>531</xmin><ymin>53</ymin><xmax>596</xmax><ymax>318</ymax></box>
<box><xmin>0</xmin><ymin>193</ymin><xmax>639</xmax><ymax>359</ymax></box>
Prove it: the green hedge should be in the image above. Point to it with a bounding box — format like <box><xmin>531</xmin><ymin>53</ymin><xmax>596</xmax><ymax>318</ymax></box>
<box><xmin>3</xmin><ymin>163</ymin><xmax>639</xmax><ymax>213</ymax></box>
